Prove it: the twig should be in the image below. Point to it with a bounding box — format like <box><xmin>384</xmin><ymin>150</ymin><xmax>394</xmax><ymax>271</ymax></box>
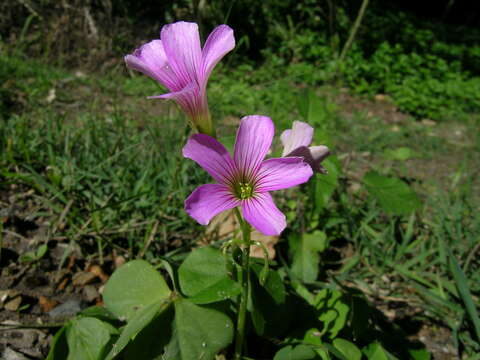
<box><xmin>338</xmin><ymin>0</ymin><xmax>369</xmax><ymax>63</ymax></box>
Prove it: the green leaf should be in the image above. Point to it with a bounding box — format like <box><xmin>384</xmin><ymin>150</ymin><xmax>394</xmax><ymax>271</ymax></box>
<box><xmin>384</xmin><ymin>147</ymin><xmax>417</xmax><ymax>161</ymax></box>
<box><xmin>449</xmin><ymin>249</ymin><xmax>480</xmax><ymax>341</ymax></box>
<box><xmin>363</xmin><ymin>171</ymin><xmax>421</xmax><ymax>215</ymax></box>
<box><xmin>46</xmin><ymin>325</ymin><xmax>69</xmax><ymax>360</ymax></box>
<box><xmin>314</xmin><ymin>289</ymin><xmax>349</xmax><ymax>340</ymax></box>
<box><xmin>250</xmin><ymin>264</ymin><xmax>287</xmax><ymax>336</ymax></box>
<box><xmin>105</xmin><ymin>300</ymin><xmax>170</xmax><ymax>360</ymax></box>
<box><xmin>80</xmin><ymin>306</ymin><xmax>118</xmax><ymax>323</ymax></box>
<box><xmin>103</xmin><ymin>260</ymin><xmax>171</xmax><ymax>321</ymax></box>
<box><xmin>362</xmin><ymin>342</ymin><xmax>389</xmax><ymax>360</ymax></box>
<box><xmin>66</xmin><ymin>317</ymin><xmax>117</xmax><ymax>360</ymax></box>
<box><xmin>302</xmin><ymin>328</ymin><xmax>329</xmax><ymax>360</ymax></box>
<box><xmin>315</xmin><ymin>157</ymin><xmax>340</xmax><ymax>210</ymax></box>
<box><xmin>168</xmin><ymin>298</ymin><xmax>233</xmax><ymax>360</ymax></box>
<box><xmin>274</xmin><ymin>344</ymin><xmax>318</xmax><ymax>360</ymax></box>
<box><xmin>333</xmin><ymin>339</ymin><xmax>361</xmax><ymax>360</ymax></box>
<box><xmin>409</xmin><ymin>348</ymin><xmax>431</xmax><ymax>360</ymax></box>
<box><xmin>178</xmin><ymin>246</ymin><xmax>240</xmax><ymax>304</ymax></box>
<box><xmin>124</xmin><ymin>305</ymin><xmax>175</xmax><ymax>360</ymax></box>
<box><xmin>252</xmin><ymin>263</ymin><xmax>286</xmax><ymax>304</ymax></box>
<box><xmin>36</xmin><ymin>244</ymin><xmax>48</xmax><ymax>258</ymax></box>
<box><xmin>290</xmin><ymin>231</ymin><xmax>327</xmax><ymax>283</ymax></box>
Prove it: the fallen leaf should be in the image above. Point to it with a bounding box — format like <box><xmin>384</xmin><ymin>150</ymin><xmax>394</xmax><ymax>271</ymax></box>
<box><xmin>38</xmin><ymin>296</ymin><xmax>58</xmax><ymax>312</ymax></box>
<box><xmin>72</xmin><ymin>271</ymin><xmax>97</xmax><ymax>286</ymax></box>
<box><xmin>88</xmin><ymin>265</ymin><xmax>109</xmax><ymax>283</ymax></box>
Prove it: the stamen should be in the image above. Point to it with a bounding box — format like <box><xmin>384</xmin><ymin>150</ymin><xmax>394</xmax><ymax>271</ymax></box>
<box><xmin>234</xmin><ymin>182</ymin><xmax>254</xmax><ymax>199</ymax></box>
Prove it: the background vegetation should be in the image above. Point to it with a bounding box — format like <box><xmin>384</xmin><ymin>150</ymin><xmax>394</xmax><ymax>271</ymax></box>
<box><xmin>0</xmin><ymin>0</ymin><xmax>479</xmax><ymax>359</ymax></box>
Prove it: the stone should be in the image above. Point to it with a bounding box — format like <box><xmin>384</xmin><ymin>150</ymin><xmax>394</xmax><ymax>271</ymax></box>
<box><xmin>2</xmin><ymin>347</ymin><xmax>29</xmax><ymax>360</ymax></box>
<box><xmin>83</xmin><ymin>285</ymin><xmax>99</xmax><ymax>303</ymax></box>
<box><xmin>4</xmin><ymin>296</ymin><xmax>22</xmax><ymax>311</ymax></box>
<box><xmin>48</xmin><ymin>299</ymin><xmax>85</xmax><ymax>319</ymax></box>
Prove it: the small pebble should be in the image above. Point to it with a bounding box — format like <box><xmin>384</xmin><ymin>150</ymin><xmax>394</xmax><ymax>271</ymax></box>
<box><xmin>2</xmin><ymin>347</ymin><xmax>30</xmax><ymax>360</ymax></box>
<box><xmin>4</xmin><ymin>296</ymin><xmax>22</xmax><ymax>311</ymax></box>
<box><xmin>83</xmin><ymin>285</ymin><xmax>99</xmax><ymax>303</ymax></box>
<box><xmin>48</xmin><ymin>299</ymin><xmax>86</xmax><ymax>319</ymax></box>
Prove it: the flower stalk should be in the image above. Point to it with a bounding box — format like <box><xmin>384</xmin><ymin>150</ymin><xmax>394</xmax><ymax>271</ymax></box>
<box><xmin>234</xmin><ymin>209</ymin><xmax>251</xmax><ymax>360</ymax></box>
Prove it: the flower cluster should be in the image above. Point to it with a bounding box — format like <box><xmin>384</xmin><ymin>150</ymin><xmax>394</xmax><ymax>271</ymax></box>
<box><xmin>183</xmin><ymin>115</ymin><xmax>313</xmax><ymax>235</ymax></box>
<box><xmin>126</xmin><ymin>21</ymin><xmax>329</xmax><ymax>235</ymax></box>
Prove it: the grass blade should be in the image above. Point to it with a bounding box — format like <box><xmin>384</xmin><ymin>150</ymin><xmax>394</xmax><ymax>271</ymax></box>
<box><xmin>448</xmin><ymin>249</ymin><xmax>480</xmax><ymax>341</ymax></box>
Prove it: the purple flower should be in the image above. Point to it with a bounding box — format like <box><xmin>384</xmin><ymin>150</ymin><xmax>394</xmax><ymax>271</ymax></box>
<box><xmin>183</xmin><ymin>115</ymin><xmax>313</xmax><ymax>236</ymax></box>
<box><xmin>281</xmin><ymin>121</ymin><xmax>330</xmax><ymax>174</ymax></box>
<box><xmin>124</xmin><ymin>21</ymin><xmax>235</xmax><ymax>137</ymax></box>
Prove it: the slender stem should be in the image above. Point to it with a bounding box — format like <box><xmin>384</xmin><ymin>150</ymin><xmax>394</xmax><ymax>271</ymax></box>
<box><xmin>233</xmin><ymin>213</ymin><xmax>251</xmax><ymax>360</ymax></box>
<box><xmin>338</xmin><ymin>0</ymin><xmax>369</xmax><ymax>63</ymax></box>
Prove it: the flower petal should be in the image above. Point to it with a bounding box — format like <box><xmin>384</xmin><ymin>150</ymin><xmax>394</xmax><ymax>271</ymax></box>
<box><xmin>280</xmin><ymin>129</ymin><xmax>292</xmax><ymax>148</ymax></box>
<box><xmin>183</xmin><ymin>134</ymin><xmax>237</xmax><ymax>184</ymax></box>
<box><xmin>125</xmin><ymin>40</ymin><xmax>179</xmax><ymax>91</ymax></box>
<box><xmin>255</xmin><ymin>157</ymin><xmax>313</xmax><ymax>191</ymax></box>
<box><xmin>234</xmin><ymin>115</ymin><xmax>274</xmax><ymax>178</ymax></box>
<box><xmin>288</xmin><ymin>145</ymin><xmax>330</xmax><ymax>174</ymax></box>
<box><xmin>148</xmin><ymin>82</ymin><xmax>199</xmax><ymax>117</ymax></box>
<box><xmin>160</xmin><ymin>21</ymin><xmax>202</xmax><ymax>88</ymax></box>
<box><xmin>185</xmin><ymin>184</ymin><xmax>240</xmax><ymax>225</ymax></box>
<box><xmin>242</xmin><ymin>192</ymin><xmax>286</xmax><ymax>236</ymax></box>
<box><xmin>200</xmin><ymin>25</ymin><xmax>235</xmax><ymax>86</ymax></box>
<box><xmin>281</xmin><ymin>121</ymin><xmax>313</xmax><ymax>156</ymax></box>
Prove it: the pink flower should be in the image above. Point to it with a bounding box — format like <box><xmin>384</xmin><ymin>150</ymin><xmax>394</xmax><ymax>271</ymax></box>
<box><xmin>124</xmin><ymin>21</ymin><xmax>235</xmax><ymax>137</ymax></box>
<box><xmin>183</xmin><ymin>115</ymin><xmax>313</xmax><ymax>236</ymax></box>
<box><xmin>281</xmin><ymin>121</ymin><xmax>330</xmax><ymax>174</ymax></box>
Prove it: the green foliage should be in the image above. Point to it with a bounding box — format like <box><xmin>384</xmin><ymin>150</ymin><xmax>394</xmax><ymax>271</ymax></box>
<box><xmin>274</xmin><ymin>344</ymin><xmax>318</xmax><ymax>360</ymax></box>
<box><xmin>66</xmin><ymin>317</ymin><xmax>118</xmax><ymax>360</ymax></box>
<box><xmin>50</xmin><ymin>257</ymin><xmax>234</xmax><ymax>360</ymax></box>
<box><xmin>170</xmin><ymin>299</ymin><xmax>233</xmax><ymax>359</ymax></box>
<box><xmin>332</xmin><ymin>338</ymin><xmax>362</xmax><ymax>360</ymax></box>
<box><xmin>362</xmin><ymin>342</ymin><xmax>392</xmax><ymax>360</ymax></box>
<box><xmin>103</xmin><ymin>260</ymin><xmax>171</xmax><ymax>321</ymax></box>
<box><xmin>19</xmin><ymin>244</ymin><xmax>48</xmax><ymax>263</ymax></box>
<box><xmin>342</xmin><ymin>42</ymin><xmax>480</xmax><ymax>119</ymax></box>
<box><xmin>449</xmin><ymin>250</ymin><xmax>480</xmax><ymax>342</ymax></box>
<box><xmin>289</xmin><ymin>231</ymin><xmax>328</xmax><ymax>283</ymax></box>
<box><xmin>178</xmin><ymin>246</ymin><xmax>241</xmax><ymax>304</ymax></box>
<box><xmin>363</xmin><ymin>171</ymin><xmax>422</xmax><ymax>215</ymax></box>
<box><xmin>313</xmin><ymin>289</ymin><xmax>349</xmax><ymax>340</ymax></box>
<box><xmin>249</xmin><ymin>263</ymin><xmax>287</xmax><ymax>336</ymax></box>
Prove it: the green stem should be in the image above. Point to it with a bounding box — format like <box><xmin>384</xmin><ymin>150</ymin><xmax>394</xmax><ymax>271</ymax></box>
<box><xmin>338</xmin><ymin>0</ymin><xmax>369</xmax><ymax>63</ymax></box>
<box><xmin>233</xmin><ymin>211</ymin><xmax>251</xmax><ymax>360</ymax></box>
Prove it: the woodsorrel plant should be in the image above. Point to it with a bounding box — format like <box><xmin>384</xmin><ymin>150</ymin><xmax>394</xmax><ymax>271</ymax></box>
<box><xmin>47</xmin><ymin>21</ymin><xmax>338</xmax><ymax>360</ymax></box>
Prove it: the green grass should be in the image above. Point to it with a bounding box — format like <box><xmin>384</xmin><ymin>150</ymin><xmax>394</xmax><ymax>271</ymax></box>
<box><xmin>1</xmin><ymin>52</ymin><xmax>479</xmax><ymax>356</ymax></box>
